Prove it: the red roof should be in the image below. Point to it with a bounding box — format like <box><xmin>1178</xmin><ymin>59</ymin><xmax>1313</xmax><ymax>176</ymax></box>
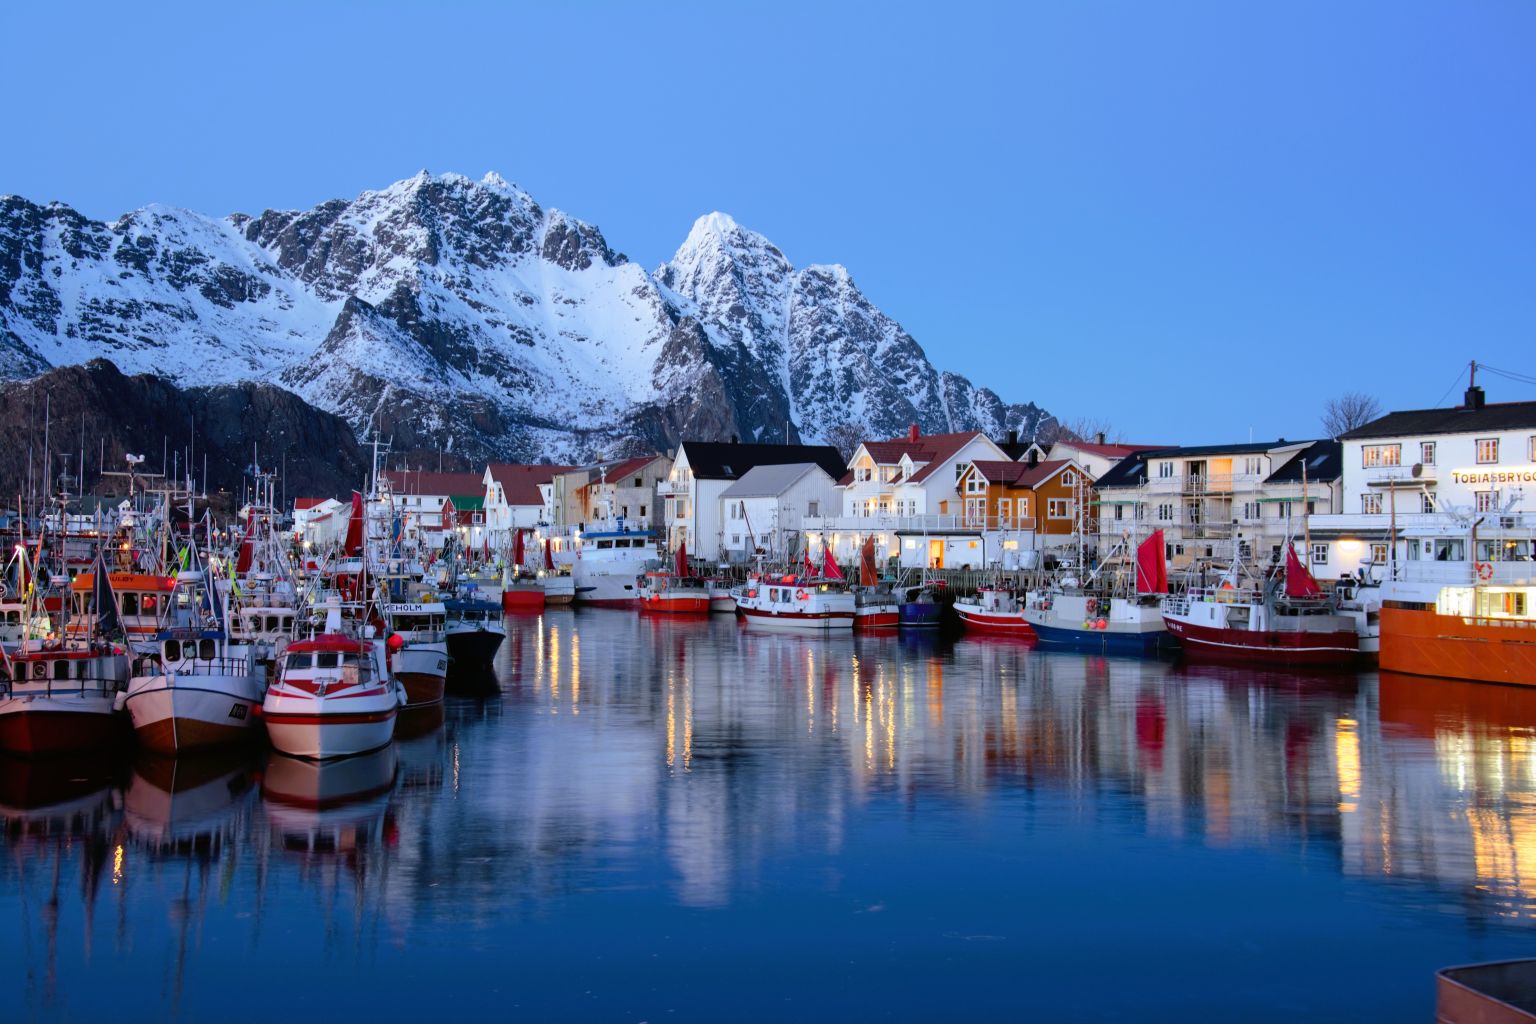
<box><xmin>969</xmin><ymin>459</ymin><xmax>1075</xmax><ymax>488</ymax></box>
<box><xmin>383</xmin><ymin>470</ymin><xmax>486</xmax><ymax>497</ymax></box>
<box><xmin>602</xmin><ymin>455</ymin><xmax>664</xmax><ymax>481</ymax></box>
<box><xmin>294</xmin><ymin>497</ymin><xmax>331</xmax><ymax>510</ymax></box>
<box><xmin>487</xmin><ymin>463</ymin><xmax>579</xmax><ymax>507</ymax></box>
<box><xmin>1055</xmin><ymin>441</ymin><xmax>1165</xmax><ymax>460</ymax></box>
<box><xmin>858</xmin><ymin>431</ymin><xmax>989</xmax><ymax>484</ymax></box>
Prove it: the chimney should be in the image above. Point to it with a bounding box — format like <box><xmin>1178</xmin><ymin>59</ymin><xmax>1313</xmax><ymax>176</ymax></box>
<box><xmin>908</xmin><ymin>423</ymin><xmax>920</xmax><ymax>442</ymax></box>
<box><xmin>1095</xmin><ymin>431</ymin><xmax>1106</xmax><ymax>446</ymax></box>
<box><xmin>1006</xmin><ymin>429</ymin><xmax>1018</xmax><ymax>447</ymax></box>
<box><xmin>1027</xmin><ymin>449</ymin><xmax>1040</xmax><ymax>468</ymax></box>
<box><xmin>1465</xmin><ymin>384</ymin><xmax>1486</xmax><ymax>410</ymax></box>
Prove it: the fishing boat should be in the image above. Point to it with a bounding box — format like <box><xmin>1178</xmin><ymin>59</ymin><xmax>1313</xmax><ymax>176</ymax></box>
<box><xmin>261</xmin><ymin>600</ymin><xmax>404</xmax><ymax>760</ymax></box>
<box><xmin>1377</xmin><ymin>573</ymin><xmax>1534</xmax><ymax>687</ymax></box>
<box><xmin>851</xmin><ymin>538</ymin><xmax>898</xmax><ymax>630</ymax></box>
<box><xmin>1020</xmin><ymin>531</ymin><xmax>1173</xmax><ymax>655</ymax></box>
<box><xmin>1162</xmin><ymin>544</ymin><xmax>1360</xmax><ymax>667</ymax></box>
<box><xmin>502</xmin><ymin>529</ymin><xmax>546</xmax><ymax>612</ymax></box>
<box><xmin>380</xmin><ymin>599</ymin><xmax>447</xmax><ymax>708</ymax></box>
<box><xmin>637</xmin><ymin>542</ymin><xmax>711</xmax><ymax>615</ymax></box>
<box><xmin>705</xmin><ymin>578</ymin><xmax>738</xmax><ymax>614</ymax></box>
<box><xmin>66</xmin><ymin>570</ymin><xmax>175</xmax><ymax>650</ymax></box>
<box><xmin>122</xmin><ymin>555</ymin><xmax>264</xmax><ymax>754</ymax></box>
<box><xmin>571</xmin><ymin>527</ymin><xmax>659</xmax><ymax>607</ymax></box>
<box><xmin>898</xmin><ymin>585</ymin><xmax>944</xmax><ymax>629</ymax></box>
<box><xmin>735</xmin><ymin>554</ymin><xmax>855</xmax><ymax>633</ymax></box>
<box><xmin>443</xmin><ymin>595</ymin><xmax>505</xmax><ymax>677</ymax></box>
<box><xmin>540</xmin><ymin>571</ymin><xmax>576</xmax><ymax>605</ymax></box>
<box><xmin>0</xmin><ymin>557</ymin><xmax>131</xmax><ymax>755</ymax></box>
<box><xmin>955</xmin><ymin>585</ymin><xmax>1035</xmax><ymax>638</ymax></box>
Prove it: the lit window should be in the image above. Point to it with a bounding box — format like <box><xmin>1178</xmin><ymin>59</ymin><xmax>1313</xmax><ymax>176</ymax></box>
<box><xmin>1362</xmin><ymin>444</ymin><xmax>1401</xmax><ymax>468</ymax></box>
<box><xmin>1475</xmin><ymin>490</ymin><xmax>1499</xmax><ymax>513</ymax></box>
<box><xmin>1361</xmin><ymin>494</ymin><xmax>1382</xmax><ymax>514</ymax></box>
<box><xmin>1477</xmin><ymin>438</ymin><xmax>1499</xmax><ymax>464</ymax></box>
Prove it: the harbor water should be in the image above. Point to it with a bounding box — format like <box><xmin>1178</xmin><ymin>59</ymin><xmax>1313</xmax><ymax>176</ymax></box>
<box><xmin>5</xmin><ymin>610</ymin><xmax>1536</xmax><ymax>1021</ymax></box>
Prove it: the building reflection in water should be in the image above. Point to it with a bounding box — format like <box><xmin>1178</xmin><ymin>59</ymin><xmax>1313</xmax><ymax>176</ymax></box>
<box><xmin>10</xmin><ymin>611</ymin><xmax>1536</xmax><ymax>1016</ymax></box>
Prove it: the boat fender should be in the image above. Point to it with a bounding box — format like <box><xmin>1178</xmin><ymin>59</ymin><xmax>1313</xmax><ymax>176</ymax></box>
<box><xmin>1476</xmin><ymin>562</ymin><xmax>1494</xmax><ymax>581</ymax></box>
<box><xmin>1096</xmin><ymin>617</ymin><xmax>1107</xmax><ymax>629</ymax></box>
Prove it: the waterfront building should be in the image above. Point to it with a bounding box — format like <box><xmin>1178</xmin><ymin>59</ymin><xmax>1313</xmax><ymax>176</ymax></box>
<box><xmin>951</xmin><ymin>457</ymin><xmax>1092</xmax><ymax>565</ymax></box>
<box><xmin>1307</xmin><ymin>384</ymin><xmax>1536</xmax><ymax>579</ymax></box>
<box><xmin>1093</xmin><ymin>439</ymin><xmax>1342</xmax><ymax>573</ymax></box>
<box><xmin>292</xmin><ymin>496</ymin><xmax>347</xmax><ymax>550</ymax></box>
<box><xmin>381</xmin><ymin>470</ymin><xmax>488</xmax><ymax>550</ymax></box>
<box><xmin>807</xmin><ymin>427</ymin><xmax>1010</xmax><ymax>569</ymax></box>
<box><xmin>1044</xmin><ymin>435</ymin><xmax>1167</xmax><ymax>483</ymax></box>
<box><xmin>659</xmin><ymin>442</ymin><xmax>845</xmax><ymax>562</ymax></box>
<box><xmin>482</xmin><ymin>463</ymin><xmax>578</xmax><ymax>538</ymax></box>
<box><xmin>718</xmin><ymin>463</ymin><xmax>842</xmax><ymax>564</ymax></box>
<box><xmin>548</xmin><ymin>454</ymin><xmax>671</xmax><ymax>533</ymax></box>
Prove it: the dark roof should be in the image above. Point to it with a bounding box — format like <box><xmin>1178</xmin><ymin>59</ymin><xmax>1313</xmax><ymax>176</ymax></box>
<box><xmin>1340</xmin><ymin>400</ymin><xmax>1536</xmax><ymax>440</ymax></box>
<box><xmin>679</xmin><ymin>442</ymin><xmax>847</xmax><ymax>482</ymax></box>
<box><xmin>1264</xmin><ymin>440</ymin><xmax>1342</xmax><ymax>484</ymax></box>
<box><xmin>1094</xmin><ymin>453</ymin><xmax>1152</xmax><ymax>490</ymax></box>
<box><xmin>969</xmin><ymin>459</ymin><xmax>1074</xmax><ymax>488</ymax></box>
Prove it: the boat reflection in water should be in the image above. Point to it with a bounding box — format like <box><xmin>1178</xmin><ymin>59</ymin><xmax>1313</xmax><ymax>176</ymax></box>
<box><xmin>10</xmin><ymin>614</ymin><xmax>1536</xmax><ymax>1019</ymax></box>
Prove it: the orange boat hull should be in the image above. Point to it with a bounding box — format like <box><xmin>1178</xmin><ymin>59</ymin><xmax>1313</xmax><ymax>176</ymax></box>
<box><xmin>1380</xmin><ymin>605</ymin><xmax>1536</xmax><ymax>687</ymax></box>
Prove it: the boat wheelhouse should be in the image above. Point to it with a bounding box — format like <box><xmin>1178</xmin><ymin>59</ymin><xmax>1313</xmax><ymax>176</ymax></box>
<box><xmin>262</xmin><ymin>629</ymin><xmax>403</xmax><ymax>760</ymax></box>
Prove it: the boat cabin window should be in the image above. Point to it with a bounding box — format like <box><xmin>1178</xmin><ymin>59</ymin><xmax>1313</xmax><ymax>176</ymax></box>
<box><xmin>393</xmin><ymin>614</ymin><xmax>443</xmax><ymax>631</ymax></box>
<box><xmin>285</xmin><ymin>653</ymin><xmax>311</xmax><ymax>672</ymax></box>
<box><xmin>199</xmin><ymin>639</ymin><xmax>216</xmax><ymax>660</ymax></box>
<box><xmin>596</xmin><ymin>540</ymin><xmax>614</xmax><ymax>549</ymax></box>
<box><xmin>121</xmin><ymin>593</ymin><xmax>138</xmax><ymax>615</ymax></box>
<box><xmin>164</xmin><ymin>640</ymin><xmax>182</xmax><ymax>662</ymax></box>
<box><xmin>54</xmin><ymin>660</ymin><xmax>69</xmax><ymax>680</ymax></box>
<box><xmin>1433</xmin><ymin>539</ymin><xmax>1465</xmax><ymax>561</ymax></box>
<box><xmin>316</xmin><ymin>652</ymin><xmax>340</xmax><ymax>668</ymax></box>
<box><xmin>76</xmin><ymin>661</ymin><xmax>88</xmax><ymax>679</ymax></box>
<box><xmin>5</xmin><ymin>610</ymin><xmax>18</xmax><ymax>624</ymax></box>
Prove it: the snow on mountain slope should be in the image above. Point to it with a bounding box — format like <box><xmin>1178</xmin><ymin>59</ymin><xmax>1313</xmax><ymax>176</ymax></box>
<box><xmin>0</xmin><ymin>173</ymin><xmax>1050</xmax><ymax>460</ymax></box>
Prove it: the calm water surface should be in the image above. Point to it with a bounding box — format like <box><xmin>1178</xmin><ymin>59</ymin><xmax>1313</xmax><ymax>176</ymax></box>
<box><xmin>6</xmin><ymin>611</ymin><xmax>1536</xmax><ymax>1021</ymax></box>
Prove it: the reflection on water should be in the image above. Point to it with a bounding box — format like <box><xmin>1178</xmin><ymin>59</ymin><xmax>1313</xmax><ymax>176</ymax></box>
<box><xmin>7</xmin><ymin>612</ymin><xmax>1536</xmax><ymax>1019</ymax></box>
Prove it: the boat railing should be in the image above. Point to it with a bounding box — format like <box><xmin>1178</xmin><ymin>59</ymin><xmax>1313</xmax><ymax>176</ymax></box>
<box><xmin>0</xmin><ymin>672</ymin><xmax>121</xmax><ymax>699</ymax></box>
<box><xmin>161</xmin><ymin>655</ymin><xmax>256</xmax><ymax>677</ymax></box>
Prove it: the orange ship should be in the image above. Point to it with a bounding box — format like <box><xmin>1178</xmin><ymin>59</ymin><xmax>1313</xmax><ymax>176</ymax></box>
<box><xmin>1379</xmin><ymin>582</ymin><xmax>1536</xmax><ymax>686</ymax></box>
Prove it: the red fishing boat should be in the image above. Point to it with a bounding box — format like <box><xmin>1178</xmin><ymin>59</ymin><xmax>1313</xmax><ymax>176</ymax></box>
<box><xmin>638</xmin><ymin>543</ymin><xmax>710</xmax><ymax>615</ymax></box>
<box><xmin>1162</xmin><ymin>544</ymin><xmax>1359</xmax><ymax>667</ymax></box>
<box><xmin>850</xmin><ymin>539</ymin><xmax>899</xmax><ymax>630</ymax></box>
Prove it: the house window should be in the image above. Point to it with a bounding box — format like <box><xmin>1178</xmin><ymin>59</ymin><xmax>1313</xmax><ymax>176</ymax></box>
<box><xmin>1242</xmin><ymin>501</ymin><xmax>1261</xmax><ymax>520</ymax></box>
<box><xmin>473</xmin><ymin>512</ymin><xmax>485</xmax><ymax>525</ymax></box>
<box><xmin>1275</xmin><ymin>501</ymin><xmax>1293</xmax><ymax>519</ymax></box>
<box><xmin>1113</xmin><ymin>504</ymin><xmax>1123</xmax><ymax>521</ymax></box>
<box><xmin>965</xmin><ymin>474</ymin><xmax>986</xmax><ymax>494</ymax></box>
<box><xmin>620</xmin><ymin>505</ymin><xmax>629</xmax><ymax>518</ymax></box>
<box><xmin>639</xmin><ymin>505</ymin><xmax>647</xmax><ymax>518</ymax></box>
<box><xmin>955</xmin><ymin>463</ymin><xmax>968</xmax><ymax>482</ymax></box>
<box><xmin>879</xmin><ymin>466</ymin><xmax>895</xmax><ymax>483</ymax></box>
<box><xmin>878</xmin><ymin>498</ymin><xmax>891</xmax><ymax>514</ymax></box>
<box><xmin>633</xmin><ymin>477</ymin><xmax>642</xmax><ymax>487</ymax></box>
<box><xmin>1477</xmin><ymin>438</ymin><xmax>1499</xmax><ymax>464</ymax></box>
<box><xmin>1369</xmin><ymin>542</ymin><xmax>1388</xmax><ymax>564</ymax></box>
<box><xmin>1157</xmin><ymin>503</ymin><xmax>1173</xmax><ymax>521</ymax></box>
<box><xmin>1048</xmin><ymin>498</ymin><xmax>1072</xmax><ymax>519</ymax></box>
<box><xmin>1475</xmin><ymin>490</ymin><xmax>1498</xmax><ymax>513</ymax></box>
<box><xmin>1361</xmin><ymin>493</ymin><xmax>1382</xmax><ymax>514</ymax></box>
<box><xmin>857</xmin><ymin>467</ymin><xmax>873</xmax><ymax>482</ymax></box>
<box><xmin>997</xmin><ymin>498</ymin><xmax>1011</xmax><ymax>525</ymax></box>
<box><xmin>1420</xmin><ymin>492</ymin><xmax>1436</xmax><ymax>513</ymax></box>
<box><xmin>1244</xmin><ymin>457</ymin><xmax>1263</xmax><ymax>476</ymax></box>
<box><xmin>1062</xmin><ymin>471</ymin><xmax>1075</xmax><ymax>487</ymax></box>
<box><xmin>1530</xmin><ymin>436</ymin><xmax>1536</xmax><ymax>462</ymax></box>
<box><xmin>1310</xmin><ymin>542</ymin><xmax>1329</xmax><ymax>565</ymax></box>
<box><xmin>1362</xmin><ymin>444</ymin><xmax>1401</xmax><ymax>468</ymax></box>
<box><xmin>1420</xmin><ymin>441</ymin><xmax>1435</xmax><ymax>466</ymax></box>
<box><xmin>965</xmin><ymin>498</ymin><xmax>986</xmax><ymax>525</ymax></box>
<box><xmin>808</xmin><ymin>500</ymin><xmax>819</xmax><ymax>517</ymax></box>
<box><xmin>1158</xmin><ymin>462</ymin><xmax>1173</xmax><ymax>478</ymax></box>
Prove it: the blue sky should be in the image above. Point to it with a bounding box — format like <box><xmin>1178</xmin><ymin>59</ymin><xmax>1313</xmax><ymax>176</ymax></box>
<box><xmin>3</xmin><ymin>1</ymin><xmax>1532</xmax><ymax>442</ymax></box>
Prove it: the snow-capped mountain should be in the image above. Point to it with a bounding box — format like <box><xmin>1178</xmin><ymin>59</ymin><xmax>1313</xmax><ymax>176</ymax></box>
<box><xmin>0</xmin><ymin>172</ymin><xmax>1051</xmax><ymax>460</ymax></box>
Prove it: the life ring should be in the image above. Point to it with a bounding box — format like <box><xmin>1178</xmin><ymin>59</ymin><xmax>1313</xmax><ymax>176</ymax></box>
<box><xmin>1085</xmin><ymin>598</ymin><xmax>1098</xmax><ymax>615</ymax></box>
<box><xmin>796</xmin><ymin>589</ymin><xmax>808</xmax><ymax>602</ymax></box>
<box><xmin>1476</xmin><ymin>561</ymin><xmax>1494</xmax><ymax>581</ymax></box>
<box><xmin>0</xmin><ymin>583</ymin><xmax>8</xmax><ymax>598</ymax></box>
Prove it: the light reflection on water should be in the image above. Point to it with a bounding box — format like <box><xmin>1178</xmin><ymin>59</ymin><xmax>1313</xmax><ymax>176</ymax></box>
<box><xmin>6</xmin><ymin>611</ymin><xmax>1536</xmax><ymax>1020</ymax></box>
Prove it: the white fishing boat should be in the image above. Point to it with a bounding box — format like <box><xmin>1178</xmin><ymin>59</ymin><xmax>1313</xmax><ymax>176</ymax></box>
<box><xmin>571</xmin><ymin>527</ymin><xmax>660</xmax><ymax>607</ymax></box>
<box><xmin>735</xmin><ymin>573</ymin><xmax>855</xmax><ymax>632</ymax></box>
<box><xmin>262</xmin><ymin>602</ymin><xmax>404</xmax><ymax>760</ymax></box>
<box><xmin>380</xmin><ymin>600</ymin><xmax>447</xmax><ymax>707</ymax></box>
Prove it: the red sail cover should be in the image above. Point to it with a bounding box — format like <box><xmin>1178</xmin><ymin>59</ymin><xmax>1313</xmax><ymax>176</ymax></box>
<box><xmin>512</xmin><ymin>528</ymin><xmax>524</xmax><ymax>567</ymax></box>
<box><xmin>822</xmin><ymin>545</ymin><xmax>845</xmax><ymax>582</ymax></box>
<box><xmin>1135</xmin><ymin>529</ymin><xmax>1168</xmax><ymax>593</ymax></box>
<box><xmin>234</xmin><ymin>522</ymin><xmax>255</xmax><ymax>574</ymax></box>
<box><xmin>675</xmin><ymin>540</ymin><xmax>688</xmax><ymax>578</ymax></box>
<box><xmin>543</xmin><ymin>539</ymin><xmax>555</xmax><ymax>571</ymax></box>
<box><xmin>803</xmin><ymin>548</ymin><xmax>815</xmax><ymax>576</ymax></box>
<box><xmin>1284</xmin><ymin>544</ymin><xmax>1323</xmax><ymax>598</ymax></box>
<box><xmin>344</xmin><ymin>491</ymin><xmax>364</xmax><ymax>557</ymax></box>
<box><xmin>860</xmin><ymin>537</ymin><xmax>877</xmax><ymax>588</ymax></box>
